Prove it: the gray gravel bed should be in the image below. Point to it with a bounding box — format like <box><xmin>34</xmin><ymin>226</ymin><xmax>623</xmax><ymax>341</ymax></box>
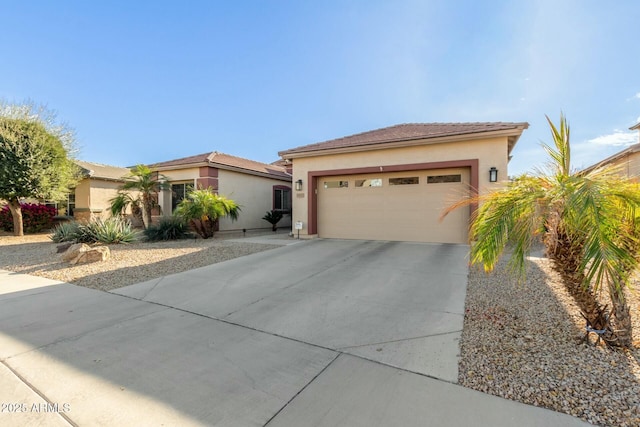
<box><xmin>0</xmin><ymin>233</ymin><xmax>279</xmax><ymax>291</ymax></box>
<box><xmin>460</xmin><ymin>254</ymin><xmax>640</xmax><ymax>426</ymax></box>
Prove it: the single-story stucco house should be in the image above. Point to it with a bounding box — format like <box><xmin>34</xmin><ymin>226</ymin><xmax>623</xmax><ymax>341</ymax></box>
<box><xmin>278</xmin><ymin>122</ymin><xmax>529</xmax><ymax>244</ymax></box>
<box><xmin>147</xmin><ymin>151</ymin><xmax>292</xmax><ymax>232</ymax></box>
<box><xmin>581</xmin><ymin>122</ymin><xmax>640</xmax><ymax>178</ymax></box>
<box><xmin>69</xmin><ymin>161</ymin><xmax>133</xmax><ymax>221</ymax></box>
<box><xmin>1</xmin><ymin>161</ymin><xmax>132</xmax><ymax>221</ymax></box>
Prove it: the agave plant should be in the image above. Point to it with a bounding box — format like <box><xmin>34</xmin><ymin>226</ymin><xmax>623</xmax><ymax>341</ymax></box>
<box><xmin>50</xmin><ymin>221</ymin><xmax>81</xmax><ymax>243</ymax></box>
<box><xmin>143</xmin><ymin>217</ymin><xmax>193</xmax><ymax>241</ymax></box>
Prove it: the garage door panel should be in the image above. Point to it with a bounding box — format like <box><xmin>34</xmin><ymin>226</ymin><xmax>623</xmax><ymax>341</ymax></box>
<box><xmin>317</xmin><ymin>169</ymin><xmax>469</xmax><ymax>243</ymax></box>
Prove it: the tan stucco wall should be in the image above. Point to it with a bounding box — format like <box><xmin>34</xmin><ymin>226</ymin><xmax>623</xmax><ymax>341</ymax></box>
<box><xmin>161</xmin><ymin>168</ymin><xmax>202</xmax><ymax>182</ymax></box>
<box><xmin>288</xmin><ymin>136</ymin><xmax>511</xmax><ymax>238</ymax></box>
<box><xmin>89</xmin><ymin>180</ymin><xmax>125</xmax><ymax>219</ymax></box>
<box><xmin>606</xmin><ymin>152</ymin><xmax>640</xmax><ymax>180</ymax></box>
<box><xmin>218</xmin><ymin>169</ymin><xmax>292</xmax><ymax>231</ymax></box>
<box><xmin>156</xmin><ymin>167</ymin><xmax>292</xmax><ymax>232</ymax></box>
<box><xmin>73</xmin><ymin>178</ymin><xmax>130</xmax><ymax>221</ymax></box>
<box><xmin>72</xmin><ymin>179</ymin><xmax>92</xmax><ymax>221</ymax></box>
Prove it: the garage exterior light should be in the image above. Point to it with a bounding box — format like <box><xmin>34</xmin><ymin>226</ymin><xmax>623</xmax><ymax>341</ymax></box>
<box><xmin>295</xmin><ymin>179</ymin><xmax>303</xmax><ymax>191</ymax></box>
<box><xmin>489</xmin><ymin>167</ymin><xmax>498</xmax><ymax>183</ymax></box>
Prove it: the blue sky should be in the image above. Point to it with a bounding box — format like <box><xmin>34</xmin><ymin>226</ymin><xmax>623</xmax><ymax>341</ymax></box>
<box><xmin>2</xmin><ymin>0</ymin><xmax>639</xmax><ymax>175</ymax></box>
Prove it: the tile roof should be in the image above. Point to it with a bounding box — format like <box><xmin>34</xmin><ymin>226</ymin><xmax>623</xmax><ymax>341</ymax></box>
<box><xmin>581</xmin><ymin>124</ymin><xmax>639</xmax><ymax>173</ymax></box>
<box><xmin>147</xmin><ymin>151</ymin><xmax>290</xmax><ymax>179</ymax></box>
<box><xmin>279</xmin><ymin>122</ymin><xmax>529</xmax><ymax>157</ymax></box>
<box><xmin>76</xmin><ymin>160</ymin><xmax>130</xmax><ymax>181</ymax></box>
<box><xmin>581</xmin><ymin>142</ymin><xmax>640</xmax><ymax>174</ymax></box>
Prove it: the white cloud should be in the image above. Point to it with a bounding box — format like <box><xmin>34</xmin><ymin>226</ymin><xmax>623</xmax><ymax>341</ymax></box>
<box><xmin>588</xmin><ymin>130</ymin><xmax>637</xmax><ymax>147</ymax></box>
<box><xmin>635</xmin><ymin>92</ymin><xmax>640</xmax><ymax>99</ymax></box>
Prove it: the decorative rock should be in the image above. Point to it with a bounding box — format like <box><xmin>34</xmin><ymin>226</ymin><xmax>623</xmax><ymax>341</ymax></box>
<box><xmin>56</xmin><ymin>242</ymin><xmax>74</xmax><ymax>253</ymax></box>
<box><xmin>61</xmin><ymin>243</ymin><xmax>88</xmax><ymax>262</ymax></box>
<box><xmin>62</xmin><ymin>243</ymin><xmax>110</xmax><ymax>265</ymax></box>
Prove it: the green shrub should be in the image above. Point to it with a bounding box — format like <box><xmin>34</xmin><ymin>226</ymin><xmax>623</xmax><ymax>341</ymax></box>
<box><xmin>51</xmin><ymin>217</ymin><xmax>137</xmax><ymax>244</ymax></box>
<box><xmin>82</xmin><ymin>217</ymin><xmax>138</xmax><ymax>244</ymax></box>
<box><xmin>50</xmin><ymin>221</ymin><xmax>81</xmax><ymax>243</ymax></box>
<box><xmin>262</xmin><ymin>210</ymin><xmax>284</xmax><ymax>231</ymax></box>
<box><xmin>1</xmin><ymin>203</ymin><xmax>57</xmax><ymax>233</ymax></box>
<box><xmin>143</xmin><ymin>217</ymin><xmax>193</xmax><ymax>241</ymax></box>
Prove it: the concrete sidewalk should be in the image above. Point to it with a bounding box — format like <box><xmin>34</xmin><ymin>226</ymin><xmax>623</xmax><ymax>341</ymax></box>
<box><xmin>0</xmin><ymin>240</ymin><xmax>590</xmax><ymax>426</ymax></box>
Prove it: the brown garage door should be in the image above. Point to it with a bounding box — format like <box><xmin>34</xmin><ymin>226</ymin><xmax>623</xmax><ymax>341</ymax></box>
<box><xmin>317</xmin><ymin>168</ymin><xmax>469</xmax><ymax>243</ymax></box>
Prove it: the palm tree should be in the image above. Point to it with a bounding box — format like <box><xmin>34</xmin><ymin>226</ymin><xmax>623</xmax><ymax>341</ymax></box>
<box><xmin>174</xmin><ymin>187</ymin><xmax>240</xmax><ymax>239</ymax></box>
<box><xmin>445</xmin><ymin>114</ymin><xmax>640</xmax><ymax>348</ymax></box>
<box><xmin>108</xmin><ymin>191</ymin><xmax>143</xmax><ymax>225</ymax></box>
<box><xmin>120</xmin><ymin>165</ymin><xmax>167</xmax><ymax>229</ymax></box>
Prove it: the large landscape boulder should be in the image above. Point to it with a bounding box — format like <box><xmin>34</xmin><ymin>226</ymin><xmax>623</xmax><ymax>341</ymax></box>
<box><xmin>61</xmin><ymin>243</ymin><xmax>110</xmax><ymax>265</ymax></box>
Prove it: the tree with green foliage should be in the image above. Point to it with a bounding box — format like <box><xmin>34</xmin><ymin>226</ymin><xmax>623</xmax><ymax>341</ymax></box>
<box><xmin>118</xmin><ymin>165</ymin><xmax>167</xmax><ymax>229</ymax></box>
<box><xmin>0</xmin><ymin>103</ymin><xmax>79</xmax><ymax>236</ymax></box>
<box><xmin>444</xmin><ymin>114</ymin><xmax>640</xmax><ymax>349</ymax></box>
<box><xmin>174</xmin><ymin>187</ymin><xmax>240</xmax><ymax>239</ymax></box>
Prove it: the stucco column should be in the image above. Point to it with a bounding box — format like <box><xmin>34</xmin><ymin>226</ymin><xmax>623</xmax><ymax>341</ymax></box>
<box><xmin>158</xmin><ymin>186</ymin><xmax>172</xmax><ymax>217</ymax></box>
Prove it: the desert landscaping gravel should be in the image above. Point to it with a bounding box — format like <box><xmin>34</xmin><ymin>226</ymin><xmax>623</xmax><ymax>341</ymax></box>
<box><xmin>460</xmin><ymin>254</ymin><xmax>640</xmax><ymax>427</ymax></box>
<box><xmin>0</xmin><ymin>232</ymin><xmax>279</xmax><ymax>291</ymax></box>
<box><xmin>1</xmin><ymin>233</ymin><xmax>640</xmax><ymax>426</ymax></box>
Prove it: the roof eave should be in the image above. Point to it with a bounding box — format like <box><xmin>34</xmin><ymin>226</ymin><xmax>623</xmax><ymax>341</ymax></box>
<box><xmin>279</xmin><ymin>127</ymin><xmax>528</xmax><ymax>160</ymax></box>
<box><xmin>150</xmin><ymin>161</ymin><xmax>291</xmax><ymax>181</ymax></box>
<box><xmin>149</xmin><ymin>162</ymin><xmax>210</xmax><ymax>172</ymax></box>
<box><xmin>581</xmin><ymin>143</ymin><xmax>640</xmax><ymax>174</ymax></box>
<box><xmin>83</xmin><ymin>176</ymin><xmax>127</xmax><ymax>183</ymax></box>
<box><xmin>212</xmin><ymin>163</ymin><xmax>292</xmax><ymax>181</ymax></box>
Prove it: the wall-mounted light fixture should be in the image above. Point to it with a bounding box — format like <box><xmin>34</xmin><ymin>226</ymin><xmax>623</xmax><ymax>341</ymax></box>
<box><xmin>295</xmin><ymin>179</ymin><xmax>303</xmax><ymax>191</ymax></box>
<box><xmin>489</xmin><ymin>167</ymin><xmax>498</xmax><ymax>183</ymax></box>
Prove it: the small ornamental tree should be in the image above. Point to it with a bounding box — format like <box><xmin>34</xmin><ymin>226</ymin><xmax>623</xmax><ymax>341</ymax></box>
<box><xmin>119</xmin><ymin>165</ymin><xmax>167</xmax><ymax>229</ymax></box>
<box><xmin>444</xmin><ymin>114</ymin><xmax>640</xmax><ymax>349</ymax></box>
<box><xmin>174</xmin><ymin>188</ymin><xmax>240</xmax><ymax>239</ymax></box>
<box><xmin>0</xmin><ymin>103</ymin><xmax>79</xmax><ymax>236</ymax></box>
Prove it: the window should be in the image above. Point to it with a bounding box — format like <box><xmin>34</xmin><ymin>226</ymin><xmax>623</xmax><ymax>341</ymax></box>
<box><xmin>427</xmin><ymin>174</ymin><xmax>462</xmax><ymax>184</ymax></box>
<box><xmin>171</xmin><ymin>182</ymin><xmax>194</xmax><ymax>212</ymax></box>
<box><xmin>274</xmin><ymin>186</ymin><xmax>291</xmax><ymax>212</ymax></box>
<box><xmin>389</xmin><ymin>177</ymin><xmax>419</xmax><ymax>185</ymax></box>
<box><xmin>44</xmin><ymin>200</ymin><xmax>58</xmax><ymax>215</ymax></box>
<box><xmin>324</xmin><ymin>180</ymin><xmax>349</xmax><ymax>189</ymax></box>
<box><xmin>67</xmin><ymin>193</ymin><xmax>76</xmax><ymax>217</ymax></box>
<box><xmin>355</xmin><ymin>178</ymin><xmax>382</xmax><ymax>187</ymax></box>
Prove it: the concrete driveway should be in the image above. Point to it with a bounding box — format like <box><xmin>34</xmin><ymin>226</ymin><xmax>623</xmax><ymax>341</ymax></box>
<box><xmin>0</xmin><ymin>238</ymin><xmax>588</xmax><ymax>426</ymax></box>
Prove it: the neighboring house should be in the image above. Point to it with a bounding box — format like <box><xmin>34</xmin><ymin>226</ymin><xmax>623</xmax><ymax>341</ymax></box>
<box><xmin>581</xmin><ymin>122</ymin><xmax>640</xmax><ymax>179</ymax></box>
<box><xmin>147</xmin><ymin>151</ymin><xmax>292</xmax><ymax>232</ymax></box>
<box><xmin>71</xmin><ymin>161</ymin><xmax>132</xmax><ymax>221</ymax></box>
<box><xmin>278</xmin><ymin>122</ymin><xmax>529</xmax><ymax>244</ymax></box>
